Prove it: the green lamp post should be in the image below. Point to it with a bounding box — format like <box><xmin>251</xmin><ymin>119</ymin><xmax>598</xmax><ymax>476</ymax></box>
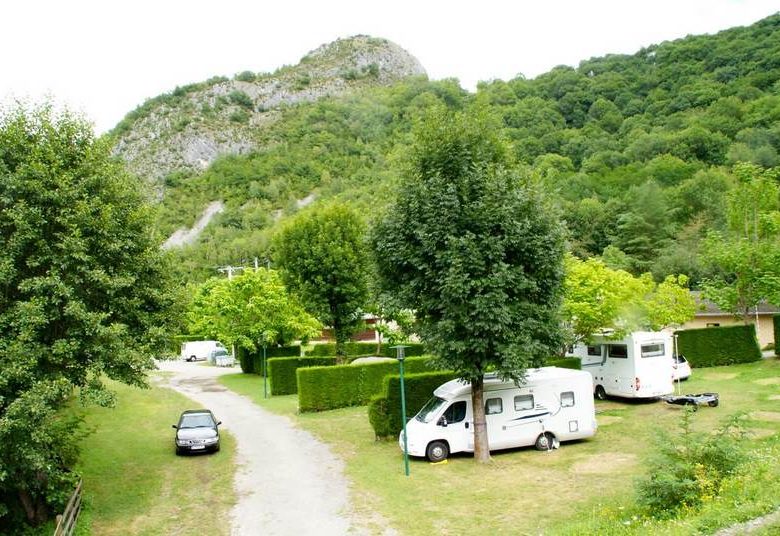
<box><xmin>392</xmin><ymin>345</ymin><xmax>410</xmax><ymax>476</ymax></box>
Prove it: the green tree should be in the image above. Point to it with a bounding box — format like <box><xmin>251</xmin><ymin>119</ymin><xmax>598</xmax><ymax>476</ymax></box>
<box><xmin>0</xmin><ymin>104</ymin><xmax>175</xmax><ymax>529</ymax></box>
<box><xmin>701</xmin><ymin>163</ymin><xmax>780</xmax><ymax>320</ymax></box>
<box><xmin>187</xmin><ymin>269</ymin><xmax>321</xmax><ymax>350</ymax></box>
<box><xmin>373</xmin><ymin>108</ymin><xmax>566</xmax><ymax>462</ymax></box>
<box><xmin>272</xmin><ymin>203</ymin><xmax>369</xmax><ymax>359</ymax></box>
<box><xmin>563</xmin><ymin>256</ymin><xmax>695</xmax><ymax>345</ymax></box>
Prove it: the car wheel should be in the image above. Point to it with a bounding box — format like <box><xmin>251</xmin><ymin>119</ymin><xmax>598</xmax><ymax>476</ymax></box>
<box><xmin>189</xmin><ymin>356</ymin><xmax>196</xmax><ymax>362</ymax></box>
<box><xmin>594</xmin><ymin>385</ymin><xmax>607</xmax><ymax>400</ymax></box>
<box><xmin>535</xmin><ymin>432</ymin><xmax>555</xmax><ymax>451</ymax></box>
<box><xmin>175</xmin><ymin>446</ymin><xmax>183</xmax><ymax>455</ymax></box>
<box><xmin>708</xmin><ymin>399</ymin><xmax>719</xmax><ymax>407</ymax></box>
<box><xmin>426</xmin><ymin>440</ymin><xmax>449</xmax><ymax>462</ymax></box>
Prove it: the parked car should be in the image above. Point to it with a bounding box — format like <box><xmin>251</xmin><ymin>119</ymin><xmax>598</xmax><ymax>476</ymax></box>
<box><xmin>672</xmin><ymin>354</ymin><xmax>692</xmax><ymax>381</ymax></box>
<box><xmin>208</xmin><ymin>347</ymin><xmax>234</xmax><ymax>367</ymax></box>
<box><xmin>172</xmin><ymin>409</ymin><xmax>221</xmax><ymax>454</ymax></box>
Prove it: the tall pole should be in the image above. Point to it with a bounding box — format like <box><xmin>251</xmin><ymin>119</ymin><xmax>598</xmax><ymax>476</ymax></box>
<box><xmin>392</xmin><ymin>345</ymin><xmax>410</xmax><ymax>476</ymax></box>
<box><xmin>263</xmin><ymin>344</ymin><xmax>268</xmax><ymax>399</ymax></box>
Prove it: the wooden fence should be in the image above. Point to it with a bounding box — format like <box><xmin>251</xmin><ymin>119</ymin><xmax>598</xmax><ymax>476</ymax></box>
<box><xmin>53</xmin><ymin>479</ymin><xmax>82</xmax><ymax>536</ymax></box>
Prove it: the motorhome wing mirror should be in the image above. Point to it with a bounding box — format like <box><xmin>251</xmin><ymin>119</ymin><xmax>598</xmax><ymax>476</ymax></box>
<box><xmin>437</xmin><ymin>416</ymin><xmax>448</xmax><ymax>427</ymax></box>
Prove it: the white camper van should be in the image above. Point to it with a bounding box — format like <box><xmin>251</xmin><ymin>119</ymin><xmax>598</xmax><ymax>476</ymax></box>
<box><xmin>567</xmin><ymin>331</ymin><xmax>674</xmax><ymax>400</ymax></box>
<box><xmin>400</xmin><ymin>367</ymin><xmax>597</xmax><ymax>462</ymax></box>
<box><xmin>180</xmin><ymin>340</ymin><xmax>226</xmax><ymax>362</ymax></box>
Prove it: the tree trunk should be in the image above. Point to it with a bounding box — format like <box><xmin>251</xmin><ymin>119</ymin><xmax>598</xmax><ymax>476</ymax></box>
<box><xmin>471</xmin><ymin>377</ymin><xmax>491</xmax><ymax>463</ymax></box>
<box><xmin>18</xmin><ymin>488</ymin><xmax>48</xmax><ymax>527</ymax></box>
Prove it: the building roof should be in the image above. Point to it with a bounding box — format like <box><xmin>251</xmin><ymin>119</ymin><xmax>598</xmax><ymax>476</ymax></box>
<box><xmin>691</xmin><ymin>291</ymin><xmax>780</xmax><ymax>316</ymax></box>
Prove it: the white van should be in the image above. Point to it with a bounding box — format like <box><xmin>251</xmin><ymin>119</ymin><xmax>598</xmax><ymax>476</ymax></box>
<box><xmin>567</xmin><ymin>331</ymin><xmax>674</xmax><ymax>400</ymax></box>
<box><xmin>180</xmin><ymin>340</ymin><xmax>226</xmax><ymax>362</ymax></box>
<box><xmin>401</xmin><ymin>367</ymin><xmax>597</xmax><ymax>462</ymax></box>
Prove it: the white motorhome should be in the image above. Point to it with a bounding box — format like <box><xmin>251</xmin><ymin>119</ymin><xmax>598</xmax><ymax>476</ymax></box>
<box><xmin>400</xmin><ymin>367</ymin><xmax>597</xmax><ymax>462</ymax></box>
<box><xmin>567</xmin><ymin>331</ymin><xmax>674</xmax><ymax>400</ymax></box>
<box><xmin>180</xmin><ymin>340</ymin><xmax>226</xmax><ymax>362</ymax></box>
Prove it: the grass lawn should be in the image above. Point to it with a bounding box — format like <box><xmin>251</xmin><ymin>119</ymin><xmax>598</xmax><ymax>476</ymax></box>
<box><xmin>220</xmin><ymin>359</ymin><xmax>780</xmax><ymax>535</ymax></box>
<box><xmin>70</xmin><ymin>376</ymin><xmax>236</xmax><ymax>535</ymax></box>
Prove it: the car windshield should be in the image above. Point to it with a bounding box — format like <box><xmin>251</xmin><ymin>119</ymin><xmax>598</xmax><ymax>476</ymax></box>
<box><xmin>180</xmin><ymin>414</ymin><xmax>214</xmax><ymax>428</ymax></box>
<box><xmin>415</xmin><ymin>397</ymin><xmax>447</xmax><ymax>423</ymax></box>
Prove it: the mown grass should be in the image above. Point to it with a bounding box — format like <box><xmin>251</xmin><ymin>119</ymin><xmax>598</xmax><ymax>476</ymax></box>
<box><xmin>220</xmin><ymin>359</ymin><xmax>780</xmax><ymax>535</ymax></box>
<box><xmin>69</xmin><ymin>377</ymin><xmax>236</xmax><ymax>535</ymax></box>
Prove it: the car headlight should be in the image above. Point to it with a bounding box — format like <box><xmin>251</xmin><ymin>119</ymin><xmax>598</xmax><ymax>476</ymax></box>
<box><xmin>204</xmin><ymin>436</ymin><xmax>219</xmax><ymax>443</ymax></box>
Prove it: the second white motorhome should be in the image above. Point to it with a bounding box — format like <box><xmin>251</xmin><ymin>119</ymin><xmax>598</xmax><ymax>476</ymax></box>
<box><xmin>180</xmin><ymin>340</ymin><xmax>226</xmax><ymax>362</ymax></box>
<box><xmin>400</xmin><ymin>367</ymin><xmax>597</xmax><ymax>462</ymax></box>
<box><xmin>567</xmin><ymin>331</ymin><xmax>674</xmax><ymax>400</ymax></box>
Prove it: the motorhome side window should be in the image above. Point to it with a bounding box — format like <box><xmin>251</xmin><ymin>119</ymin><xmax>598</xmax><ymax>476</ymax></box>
<box><xmin>608</xmin><ymin>344</ymin><xmax>628</xmax><ymax>358</ymax></box>
<box><xmin>640</xmin><ymin>343</ymin><xmax>665</xmax><ymax>358</ymax></box>
<box><xmin>443</xmin><ymin>401</ymin><xmax>467</xmax><ymax>423</ymax></box>
<box><xmin>485</xmin><ymin>397</ymin><xmax>503</xmax><ymax>415</ymax></box>
<box><xmin>561</xmin><ymin>391</ymin><xmax>575</xmax><ymax>407</ymax></box>
<box><xmin>586</xmin><ymin>345</ymin><xmax>602</xmax><ymax>357</ymax></box>
<box><xmin>514</xmin><ymin>394</ymin><xmax>534</xmax><ymax>411</ymax></box>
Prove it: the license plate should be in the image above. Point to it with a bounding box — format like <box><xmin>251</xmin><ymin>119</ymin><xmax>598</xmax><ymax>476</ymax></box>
<box><xmin>191</xmin><ymin>445</ymin><xmax>205</xmax><ymax>450</ymax></box>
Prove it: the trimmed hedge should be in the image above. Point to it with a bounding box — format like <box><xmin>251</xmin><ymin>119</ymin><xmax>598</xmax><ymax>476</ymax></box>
<box><xmin>368</xmin><ymin>371</ymin><xmax>458</xmax><ymax>438</ymax></box>
<box><xmin>297</xmin><ymin>357</ymin><xmax>432</xmax><ymax>412</ymax></box>
<box><xmin>545</xmin><ymin>357</ymin><xmax>582</xmax><ymax>370</ymax></box>
<box><xmin>675</xmin><ymin>325</ymin><xmax>761</xmax><ymax>367</ymax></box>
<box><xmin>774</xmin><ymin>314</ymin><xmax>780</xmax><ymax>356</ymax></box>
<box><xmin>268</xmin><ymin>357</ymin><xmax>338</xmax><ymax>395</ymax></box>
<box><xmin>305</xmin><ymin>342</ymin><xmax>426</xmax><ymax>358</ymax></box>
<box><xmin>237</xmin><ymin>346</ymin><xmax>254</xmax><ymax>373</ymax></box>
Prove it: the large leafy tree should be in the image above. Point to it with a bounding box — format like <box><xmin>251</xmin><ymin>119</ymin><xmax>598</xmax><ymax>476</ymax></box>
<box><xmin>187</xmin><ymin>269</ymin><xmax>321</xmax><ymax>349</ymax></box>
<box><xmin>373</xmin><ymin>108</ymin><xmax>566</xmax><ymax>463</ymax></box>
<box><xmin>562</xmin><ymin>255</ymin><xmax>695</xmax><ymax>346</ymax></box>
<box><xmin>0</xmin><ymin>105</ymin><xmax>175</xmax><ymax>528</ymax></box>
<box><xmin>701</xmin><ymin>163</ymin><xmax>780</xmax><ymax>320</ymax></box>
<box><xmin>272</xmin><ymin>203</ymin><xmax>369</xmax><ymax>358</ymax></box>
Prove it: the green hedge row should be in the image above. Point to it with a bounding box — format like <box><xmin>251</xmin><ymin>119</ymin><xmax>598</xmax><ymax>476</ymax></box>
<box><xmin>368</xmin><ymin>371</ymin><xmax>458</xmax><ymax>438</ymax></box>
<box><xmin>305</xmin><ymin>342</ymin><xmax>426</xmax><ymax>357</ymax></box>
<box><xmin>676</xmin><ymin>325</ymin><xmax>761</xmax><ymax>367</ymax></box>
<box><xmin>268</xmin><ymin>357</ymin><xmax>338</xmax><ymax>395</ymax></box>
<box><xmin>237</xmin><ymin>347</ymin><xmax>254</xmax><ymax>373</ymax></box>
<box><xmin>297</xmin><ymin>357</ymin><xmax>433</xmax><ymax>412</ymax></box>
<box><xmin>545</xmin><ymin>357</ymin><xmax>582</xmax><ymax>370</ymax></box>
<box><xmin>774</xmin><ymin>314</ymin><xmax>780</xmax><ymax>356</ymax></box>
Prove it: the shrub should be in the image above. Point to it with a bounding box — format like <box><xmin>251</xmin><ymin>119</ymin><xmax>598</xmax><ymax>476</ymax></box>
<box><xmin>544</xmin><ymin>357</ymin><xmax>582</xmax><ymax>370</ymax></box>
<box><xmin>246</xmin><ymin>346</ymin><xmax>302</xmax><ymax>376</ymax></box>
<box><xmin>635</xmin><ymin>409</ymin><xmax>747</xmax><ymax>518</ymax></box>
<box><xmin>228</xmin><ymin>90</ymin><xmax>254</xmax><ymax>109</ymax></box>
<box><xmin>675</xmin><ymin>325</ymin><xmax>761</xmax><ymax>367</ymax></box>
<box><xmin>237</xmin><ymin>347</ymin><xmax>254</xmax><ymax>373</ymax></box>
<box><xmin>229</xmin><ymin>109</ymin><xmax>250</xmax><ymax>123</ymax></box>
<box><xmin>297</xmin><ymin>357</ymin><xmax>433</xmax><ymax>412</ymax></box>
<box><xmin>774</xmin><ymin>314</ymin><xmax>780</xmax><ymax>356</ymax></box>
<box><xmin>369</xmin><ymin>371</ymin><xmax>458</xmax><ymax>438</ymax></box>
<box><xmin>268</xmin><ymin>357</ymin><xmax>337</xmax><ymax>395</ymax></box>
<box><xmin>234</xmin><ymin>71</ymin><xmax>257</xmax><ymax>82</ymax></box>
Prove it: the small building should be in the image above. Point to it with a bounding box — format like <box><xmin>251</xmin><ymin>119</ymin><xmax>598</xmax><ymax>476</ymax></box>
<box><xmin>681</xmin><ymin>292</ymin><xmax>778</xmax><ymax>348</ymax></box>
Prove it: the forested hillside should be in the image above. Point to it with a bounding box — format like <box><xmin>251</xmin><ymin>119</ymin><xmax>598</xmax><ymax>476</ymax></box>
<box><xmin>118</xmin><ymin>14</ymin><xmax>780</xmax><ymax>283</ymax></box>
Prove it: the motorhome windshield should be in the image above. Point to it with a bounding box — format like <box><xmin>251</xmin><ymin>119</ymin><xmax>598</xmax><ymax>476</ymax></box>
<box><xmin>415</xmin><ymin>397</ymin><xmax>447</xmax><ymax>423</ymax></box>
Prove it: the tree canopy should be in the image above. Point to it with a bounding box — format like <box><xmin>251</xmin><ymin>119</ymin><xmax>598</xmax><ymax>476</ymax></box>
<box><xmin>271</xmin><ymin>203</ymin><xmax>370</xmax><ymax>357</ymax></box>
<box><xmin>187</xmin><ymin>268</ymin><xmax>321</xmax><ymax>349</ymax></box>
<box><xmin>373</xmin><ymin>107</ymin><xmax>566</xmax><ymax>461</ymax></box>
<box><xmin>0</xmin><ymin>104</ymin><xmax>175</xmax><ymax>529</ymax></box>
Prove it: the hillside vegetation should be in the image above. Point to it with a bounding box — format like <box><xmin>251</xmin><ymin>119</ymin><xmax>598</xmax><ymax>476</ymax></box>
<box><xmin>113</xmin><ymin>15</ymin><xmax>780</xmax><ymax>284</ymax></box>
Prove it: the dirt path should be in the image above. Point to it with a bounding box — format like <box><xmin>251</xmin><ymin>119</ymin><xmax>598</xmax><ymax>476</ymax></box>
<box><xmin>156</xmin><ymin>360</ymin><xmax>365</xmax><ymax>535</ymax></box>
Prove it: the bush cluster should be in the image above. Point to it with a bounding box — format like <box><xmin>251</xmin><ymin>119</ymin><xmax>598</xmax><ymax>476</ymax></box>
<box><xmin>368</xmin><ymin>371</ymin><xmax>458</xmax><ymax>438</ymax></box>
<box><xmin>305</xmin><ymin>342</ymin><xmax>426</xmax><ymax>357</ymax></box>
<box><xmin>297</xmin><ymin>357</ymin><xmax>432</xmax><ymax>412</ymax></box>
<box><xmin>675</xmin><ymin>325</ymin><xmax>761</xmax><ymax>366</ymax></box>
<box><xmin>635</xmin><ymin>409</ymin><xmax>747</xmax><ymax>517</ymax></box>
<box><xmin>268</xmin><ymin>357</ymin><xmax>337</xmax><ymax>395</ymax></box>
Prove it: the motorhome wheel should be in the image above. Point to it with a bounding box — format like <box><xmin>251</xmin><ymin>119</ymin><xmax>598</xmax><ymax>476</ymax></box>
<box><xmin>426</xmin><ymin>440</ymin><xmax>449</xmax><ymax>462</ymax></box>
<box><xmin>535</xmin><ymin>432</ymin><xmax>555</xmax><ymax>451</ymax></box>
<box><xmin>594</xmin><ymin>385</ymin><xmax>607</xmax><ymax>400</ymax></box>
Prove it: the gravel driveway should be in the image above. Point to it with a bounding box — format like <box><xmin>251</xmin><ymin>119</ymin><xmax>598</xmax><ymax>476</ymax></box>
<box><xmin>156</xmin><ymin>360</ymin><xmax>381</xmax><ymax>535</ymax></box>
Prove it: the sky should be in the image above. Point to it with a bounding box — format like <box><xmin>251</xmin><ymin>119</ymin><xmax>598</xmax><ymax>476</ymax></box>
<box><xmin>2</xmin><ymin>0</ymin><xmax>779</xmax><ymax>134</ymax></box>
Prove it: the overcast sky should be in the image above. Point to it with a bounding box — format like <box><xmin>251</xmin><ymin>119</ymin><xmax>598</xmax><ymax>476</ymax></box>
<box><xmin>2</xmin><ymin>0</ymin><xmax>779</xmax><ymax>134</ymax></box>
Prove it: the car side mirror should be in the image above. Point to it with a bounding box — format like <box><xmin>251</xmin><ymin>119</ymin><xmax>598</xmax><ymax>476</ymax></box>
<box><xmin>217</xmin><ymin>421</ymin><xmax>222</xmax><ymax>426</ymax></box>
<box><xmin>437</xmin><ymin>417</ymin><xmax>448</xmax><ymax>427</ymax></box>
<box><xmin>171</xmin><ymin>425</ymin><xmax>178</xmax><ymax>429</ymax></box>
